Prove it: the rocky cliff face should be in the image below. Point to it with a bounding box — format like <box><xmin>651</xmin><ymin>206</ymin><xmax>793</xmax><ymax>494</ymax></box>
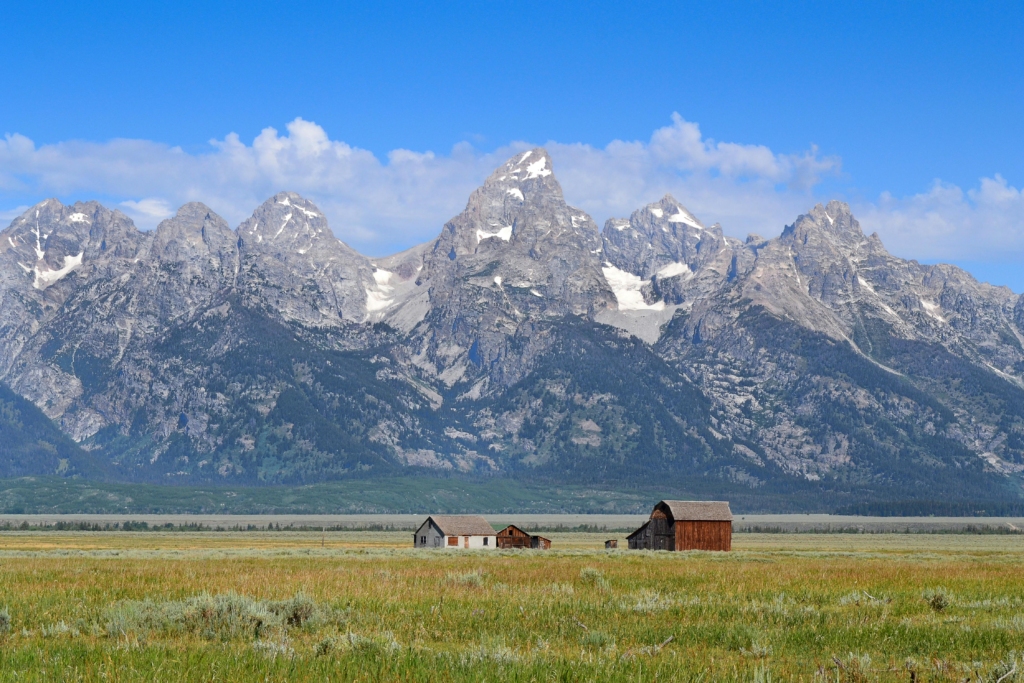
<box><xmin>389</xmin><ymin>149</ymin><xmax>616</xmax><ymax>391</ymax></box>
<box><xmin>237</xmin><ymin>192</ymin><xmax>378</xmax><ymax>327</ymax></box>
<box><xmin>1</xmin><ymin>151</ymin><xmax>1023</xmax><ymax>506</ymax></box>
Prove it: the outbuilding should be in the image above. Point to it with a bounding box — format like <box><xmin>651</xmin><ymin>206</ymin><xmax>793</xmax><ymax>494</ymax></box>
<box><xmin>496</xmin><ymin>525</ymin><xmax>551</xmax><ymax>549</ymax></box>
<box><xmin>413</xmin><ymin>515</ymin><xmax>497</xmax><ymax>549</ymax></box>
<box><xmin>627</xmin><ymin>500</ymin><xmax>732</xmax><ymax>551</ymax></box>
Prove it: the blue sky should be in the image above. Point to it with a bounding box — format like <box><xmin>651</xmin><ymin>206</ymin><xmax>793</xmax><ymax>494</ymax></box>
<box><xmin>1</xmin><ymin>1</ymin><xmax>1022</xmax><ymax>289</ymax></box>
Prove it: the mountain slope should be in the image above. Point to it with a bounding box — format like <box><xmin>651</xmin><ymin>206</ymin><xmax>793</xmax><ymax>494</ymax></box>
<box><xmin>0</xmin><ymin>152</ymin><xmax>1023</xmax><ymax>508</ymax></box>
<box><xmin>0</xmin><ymin>381</ymin><xmax>105</xmax><ymax>478</ymax></box>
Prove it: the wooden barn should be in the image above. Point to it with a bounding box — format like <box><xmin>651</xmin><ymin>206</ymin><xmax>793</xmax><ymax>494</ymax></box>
<box><xmin>413</xmin><ymin>515</ymin><xmax>497</xmax><ymax>549</ymax></box>
<box><xmin>627</xmin><ymin>500</ymin><xmax>732</xmax><ymax>551</ymax></box>
<box><xmin>496</xmin><ymin>525</ymin><xmax>551</xmax><ymax>549</ymax></box>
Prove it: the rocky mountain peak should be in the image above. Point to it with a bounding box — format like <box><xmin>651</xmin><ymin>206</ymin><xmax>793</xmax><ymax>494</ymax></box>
<box><xmin>237</xmin><ymin>192</ymin><xmax>331</xmax><ymax>255</ymax></box>
<box><xmin>425</xmin><ymin>148</ymin><xmax>602</xmax><ymax>264</ymax></box>
<box><xmin>782</xmin><ymin>200</ymin><xmax>865</xmax><ymax>249</ymax></box>
<box><xmin>601</xmin><ymin>194</ymin><xmax>725</xmax><ymax>283</ymax></box>
<box><xmin>0</xmin><ymin>199</ymin><xmax>143</xmax><ymax>292</ymax></box>
<box><xmin>430</xmin><ymin>147</ymin><xmax>596</xmax><ymax>265</ymax></box>
<box><xmin>235</xmin><ymin>193</ymin><xmax>376</xmax><ymax>325</ymax></box>
<box><xmin>404</xmin><ymin>149</ymin><xmax>615</xmax><ymax>389</ymax></box>
<box><xmin>486</xmin><ymin>148</ymin><xmax>558</xmax><ymax>194</ymax></box>
<box><xmin>152</xmin><ymin>203</ymin><xmax>237</xmax><ymax>275</ymax></box>
<box><xmin>3</xmin><ymin>172</ymin><xmax>1024</xmax><ymax>503</ymax></box>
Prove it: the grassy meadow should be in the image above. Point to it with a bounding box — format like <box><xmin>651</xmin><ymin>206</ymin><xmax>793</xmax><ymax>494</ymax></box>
<box><xmin>1</xmin><ymin>531</ymin><xmax>1024</xmax><ymax>681</ymax></box>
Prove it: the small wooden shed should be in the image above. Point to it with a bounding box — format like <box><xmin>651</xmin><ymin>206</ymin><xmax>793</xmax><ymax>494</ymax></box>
<box><xmin>627</xmin><ymin>500</ymin><xmax>732</xmax><ymax>551</ymax></box>
<box><xmin>496</xmin><ymin>525</ymin><xmax>551</xmax><ymax>549</ymax></box>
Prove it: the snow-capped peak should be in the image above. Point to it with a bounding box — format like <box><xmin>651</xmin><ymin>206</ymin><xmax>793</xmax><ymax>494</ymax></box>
<box><xmin>525</xmin><ymin>157</ymin><xmax>552</xmax><ymax>179</ymax></box>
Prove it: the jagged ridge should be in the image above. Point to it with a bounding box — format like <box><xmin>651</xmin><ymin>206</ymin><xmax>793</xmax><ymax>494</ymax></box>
<box><xmin>0</xmin><ymin>150</ymin><xmax>1023</xmax><ymax>507</ymax></box>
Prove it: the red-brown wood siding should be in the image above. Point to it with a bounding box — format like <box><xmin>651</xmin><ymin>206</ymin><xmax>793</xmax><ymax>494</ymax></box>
<box><xmin>496</xmin><ymin>526</ymin><xmax>531</xmax><ymax>549</ymax></box>
<box><xmin>675</xmin><ymin>521</ymin><xmax>731</xmax><ymax>551</ymax></box>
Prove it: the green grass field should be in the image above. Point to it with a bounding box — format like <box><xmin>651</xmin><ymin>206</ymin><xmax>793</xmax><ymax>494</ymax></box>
<box><xmin>2</xmin><ymin>531</ymin><xmax>1024</xmax><ymax>681</ymax></box>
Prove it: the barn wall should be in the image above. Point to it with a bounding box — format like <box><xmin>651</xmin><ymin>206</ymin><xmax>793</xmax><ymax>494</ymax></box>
<box><xmin>675</xmin><ymin>521</ymin><xmax>732</xmax><ymax>551</ymax></box>
<box><xmin>650</xmin><ymin>517</ymin><xmax>674</xmax><ymax>551</ymax></box>
<box><xmin>497</xmin><ymin>527</ymin><xmax>531</xmax><ymax>549</ymax></box>
<box><xmin>627</xmin><ymin>519</ymin><xmax>672</xmax><ymax>550</ymax></box>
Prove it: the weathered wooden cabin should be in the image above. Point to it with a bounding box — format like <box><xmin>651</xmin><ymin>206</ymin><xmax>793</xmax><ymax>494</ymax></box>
<box><xmin>413</xmin><ymin>515</ymin><xmax>497</xmax><ymax>549</ymax></box>
<box><xmin>496</xmin><ymin>525</ymin><xmax>551</xmax><ymax>549</ymax></box>
<box><xmin>627</xmin><ymin>500</ymin><xmax>732</xmax><ymax>551</ymax></box>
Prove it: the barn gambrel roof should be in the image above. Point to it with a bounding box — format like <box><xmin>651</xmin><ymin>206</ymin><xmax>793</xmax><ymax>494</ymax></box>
<box><xmin>656</xmin><ymin>500</ymin><xmax>733</xmax><ymax>522</ymax></box>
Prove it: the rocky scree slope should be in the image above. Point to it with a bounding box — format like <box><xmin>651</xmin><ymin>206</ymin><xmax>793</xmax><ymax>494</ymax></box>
<box><xmin>1</xmin><ymin>150</ymin><xmax>1023</xmax><ymax>506</ymax></box>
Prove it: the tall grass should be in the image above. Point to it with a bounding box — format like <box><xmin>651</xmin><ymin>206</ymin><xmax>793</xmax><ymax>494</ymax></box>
<box><xmin>1</xmin><ymin>533</ymin><xmax>1024</xmax><ymax>680</ymax></box>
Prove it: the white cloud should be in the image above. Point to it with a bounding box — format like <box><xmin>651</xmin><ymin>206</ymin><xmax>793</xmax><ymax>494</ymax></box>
<box><xmin>0</xmin><ymin>204</ymin><xmax>29</xmax><ymax>221</ymax></box>
<box><xmin>0</xmin><ymin>116</ymin><xmax>838</xmax><ymax>254</ymax></box>
<box><xmin>3</xmin><ymin>116</ymin><xmax>1020</xmax><ymax>269</ymax></box>
<box><xmin>120</xmin><ymin>198</ymin><xmax>174</xmax><ymax>222</ymax></box>
<box><xmin>855</xmin><ymin>175</ymin><xmax>1024</xmax><ymax>262</ymax></box>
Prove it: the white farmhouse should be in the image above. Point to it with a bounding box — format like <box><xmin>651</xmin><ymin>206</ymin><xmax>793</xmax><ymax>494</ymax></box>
<box><xmin>413</xmin><ymin>515</ymin><xmax>497</xmax><ymax>549</ymax></box>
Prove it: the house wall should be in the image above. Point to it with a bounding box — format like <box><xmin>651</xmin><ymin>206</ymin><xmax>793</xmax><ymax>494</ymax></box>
<box><xmin>443</xmin><ymin>535</ymin><xmax>496</xmax><ymax>549</ymax></box>
<box><xmin>675</xmin><ymin>521</ymin><xmax>732</xmax><ymax>551</ymax></box>
<box><xmin>414</xmin><ymin>521</ymin><xmax>445</xmax><ymax>548</ymax></box>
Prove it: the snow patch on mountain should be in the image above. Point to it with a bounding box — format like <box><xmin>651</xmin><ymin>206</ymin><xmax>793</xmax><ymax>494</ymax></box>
<box><xmin>526</xmin><ymin>158</ymin><xmax>552</xmax><ymax>179</ymax></box>
<box><xmin>656</xmin><ymin>262</ymin><xmax>692</xmax><ymax>279</ymax></box>
<box><xmin>668</xmin><ymin>209</ymin><xmax>702</xmax><ymax>230</ymax></box>
<box><xmin>602</xmin><ymin>264</ymin><xmax>665</xmax><ymax>311</ymax></box>
<box><xmin>920</xmin><ymin>299</ymin><xmax>947</xmax><ymax>322</ymax></box>
<box><xmin>476</xmin><ymin>226</ymin><xmax>512</xmax><ymax>242</ymax></box>
<box><xmin>33</xmin><ymin>251</ymin><xmax>83</xmax><ymax>289</ymax></box>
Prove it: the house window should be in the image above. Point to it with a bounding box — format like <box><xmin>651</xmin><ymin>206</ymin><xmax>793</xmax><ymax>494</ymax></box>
<box><xmin>420</xmin><ymin>536</ymin><xmax>425</xmax><ymax>544</ymax></box>
<box><xmin>448</xmin><ymin>536</ymin><xmax>458</xmax><ymax>546</ymax></box>
<box><xmin>483</xmin><ymin>538</ymin><xmax>488</xmax><ymax>546</ymax></box>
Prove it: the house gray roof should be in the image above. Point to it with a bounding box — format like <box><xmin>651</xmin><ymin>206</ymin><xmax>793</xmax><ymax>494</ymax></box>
<box><xmin>656</xmin><ymin>500</ymin><xmax>733</xmax><ymax>522</ymax></box>
<box><xmin>425</xmin><ymin>515</ymin><xmax>496</xmax><ymax>536</ymax></box>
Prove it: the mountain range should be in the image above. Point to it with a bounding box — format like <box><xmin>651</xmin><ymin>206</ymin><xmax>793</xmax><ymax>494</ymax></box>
<box><xmin>2</xmin><ymin>148</ymin><xmax>1023</xmax><ymax>509</ymax></box>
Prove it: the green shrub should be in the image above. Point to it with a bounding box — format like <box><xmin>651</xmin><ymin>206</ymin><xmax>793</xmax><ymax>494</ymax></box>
<box><xmin>104</xmin><ymin>592</ymin><xmax>332</xmax><ymax>641</ymax></box>
<box><xmin>924</xmin><ymin>588</ymin><xmax>951</xmax><ymax>613</ymax></box>
<box><xmin>445</xmin><ymin>570</ymin><xmax>485</xmax><ymax>587</ymax></box>
<box><xmin>578</xmin><ymin>567</ymin><xmax>609</xmax><ymax>590</ymax></box>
